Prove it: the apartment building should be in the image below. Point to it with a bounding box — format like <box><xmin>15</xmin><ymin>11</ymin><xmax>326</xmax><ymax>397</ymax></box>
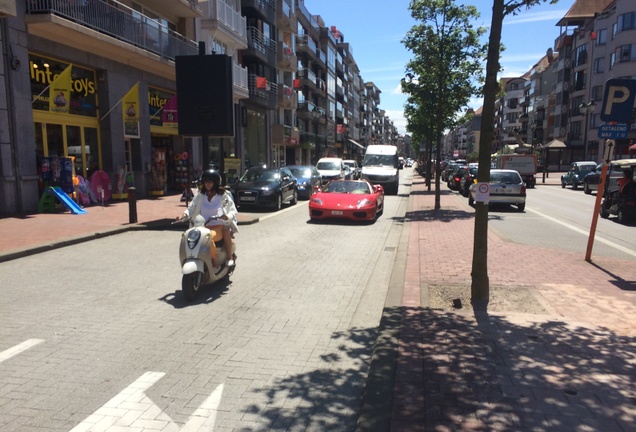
<box><xmin>0</xmin><ymin>0</ymin><xmax>398</xmax><ymax>214</ymax></box>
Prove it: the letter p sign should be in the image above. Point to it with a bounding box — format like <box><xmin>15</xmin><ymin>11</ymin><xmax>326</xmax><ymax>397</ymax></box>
<box><xmin>600</xmin><ymin>79</ymin><xmax>636</xmax><ymax>123</ymax></box>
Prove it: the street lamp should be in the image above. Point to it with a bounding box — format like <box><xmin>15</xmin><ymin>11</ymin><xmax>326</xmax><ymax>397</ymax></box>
<box><xmin>579</xmin><ymin>100</ymin><xmax>596</xmax><ymax>160</ymax></box>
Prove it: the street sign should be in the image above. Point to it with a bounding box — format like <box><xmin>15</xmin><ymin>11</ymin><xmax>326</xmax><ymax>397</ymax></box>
<box><xmin>603</xmin><ymin>139</ymin><xmax>615</xmax><ymax>164</ymax></box>
<box><xmin>600</xmin><ymin>79</ymin><xmax>636</xmax><ymax>123</ymax></box>
<box><xmin>598</xmin><ymin>124</ymin><xmax>629</xmax><ymax>139</ymax></box>
<box><xmin>475</xmin><ymin>182</ymin><xmax>490</xmax><ymax>203</ymax></box>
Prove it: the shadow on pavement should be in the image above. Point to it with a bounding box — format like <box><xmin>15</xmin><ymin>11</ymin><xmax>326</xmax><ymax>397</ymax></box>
<box><xmin>589</xmin><ymin>262</ymin><xmax>636</xmax><ymax>291</ymax></box>
<box><xmin>158</xmin><ymin>280</ymin><xmax>230</xmax><ymax>308</ymax></box>
<box><xmin>405</xmin><ymin>208</ymin><xmax>474</xmax><ymax>223</ymax></box>
<box><xmin>238</xmin><ymin>306</ymin><xmax>635</xmax><ymax>431</ymax></box>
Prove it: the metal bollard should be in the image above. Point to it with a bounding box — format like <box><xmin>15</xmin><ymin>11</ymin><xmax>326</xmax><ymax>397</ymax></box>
<box><xmin>128</xmin><ymin>187</ymin><xmax>138</xmax><ymax>223</ymax></box>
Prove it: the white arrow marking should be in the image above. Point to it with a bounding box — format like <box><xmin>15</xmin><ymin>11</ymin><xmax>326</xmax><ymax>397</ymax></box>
<box><xmin>0</xmin><ymin>339</ymin><xmax>44</xmax><ymax>363</ymax></box>
<box><xmin>68</xmin><ymin>372</ymin><xmax>224</xmax><ymax>432</ymax></box>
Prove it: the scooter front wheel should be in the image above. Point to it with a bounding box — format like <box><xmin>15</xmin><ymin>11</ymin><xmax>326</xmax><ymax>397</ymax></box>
<box><xmin>182</xmin><ymin>272</ymin><xmax>202</xmax><ymax>301</ymax></box>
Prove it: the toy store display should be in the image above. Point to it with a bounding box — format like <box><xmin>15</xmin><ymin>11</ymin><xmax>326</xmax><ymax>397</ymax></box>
<box><xmin>149</xmin><ymin>147</ymin><xmax>167</xmax><ymax>196</ymax></box>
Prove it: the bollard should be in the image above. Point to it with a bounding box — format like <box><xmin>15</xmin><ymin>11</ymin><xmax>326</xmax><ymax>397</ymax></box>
<box><xmin>128</xmin><ymin>187</ymin><xmax>138</xmax><ymax>223</ymax></box>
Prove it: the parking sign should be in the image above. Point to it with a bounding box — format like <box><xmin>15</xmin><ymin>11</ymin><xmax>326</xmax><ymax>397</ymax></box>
<box><xmin>600</xmin><ymin>79</ymin><xmax>636</xmax><ymax>123</ymax></box>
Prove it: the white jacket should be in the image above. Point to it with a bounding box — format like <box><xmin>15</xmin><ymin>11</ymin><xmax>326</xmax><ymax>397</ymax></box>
<box><xmin>184</xmin><ymin>190</ymin><xmax>239</xmax><ymax>233</ymax></box>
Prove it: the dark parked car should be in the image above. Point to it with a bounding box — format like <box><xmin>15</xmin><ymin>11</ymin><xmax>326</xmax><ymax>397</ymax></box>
<box><xmin>231</xmin><ymin>166</ymin><xmax>298</xmax><ymax>211</ymax></box>
<box><xmin>561</xmin><ymin>161</ymin><xmax>598</xmax><ymax>190</ymax></box>
<box><xmin>459</xmin><ymin>166</ymin><xmax>478</xmax><ymax>197</ymax></box>
<box><xmin>582</xmin><ymin>163</ymin><xmax>602</xmax><ymax>195</ymax></box>
<box><xmin>287</xmin><ymin>165</ymin><xmax>322</xmax><ymax>199</ymax></box>
<box><xmin>599</xmin><ymin>159</ymin><xmax>636</xmax><ymax>224</ymax></box>
<box><xmin>447</xmin><ymin>165</ymin><xmax>468</xmax><ymax>191</ymax></box>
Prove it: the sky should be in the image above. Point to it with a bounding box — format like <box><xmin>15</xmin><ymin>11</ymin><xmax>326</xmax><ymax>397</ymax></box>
<box><xmin>303</xmin><ymin>0</ymin><xmax>578</xmax><ymax>136</ymax></box>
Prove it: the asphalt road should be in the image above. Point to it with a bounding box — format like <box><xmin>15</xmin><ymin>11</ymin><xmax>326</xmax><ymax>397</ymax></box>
<box><xmin>0</xmin><ymin>184</ymin><xmax>409</xmax><ymax>431</ymax></box>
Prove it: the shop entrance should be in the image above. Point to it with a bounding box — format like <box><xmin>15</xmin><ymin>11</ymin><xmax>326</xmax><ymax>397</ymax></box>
<box><xmin>34</xmin><ymin>116</ymin><xmax>101</xmax><ymax>181</ymax></box>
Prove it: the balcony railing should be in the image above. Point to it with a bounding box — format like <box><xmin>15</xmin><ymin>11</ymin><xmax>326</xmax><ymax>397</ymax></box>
<box><xmin>26</xmin><ymin>0</ymin><xmax>198</xmax><ymax>60</ymax></box>
<box><xmin>247</xmin><ymin>26</ymin><xmax>277</xmax><ymax>58</ymax></box>
<box><xmin>202</xmin><ymin>0</ymin><xmax>247</xmax><ymax>43</ymax></box>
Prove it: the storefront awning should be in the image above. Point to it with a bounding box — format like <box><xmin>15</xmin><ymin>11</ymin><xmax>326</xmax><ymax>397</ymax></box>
<box><xmin>348</xmin><ymin>139</ymin><xmax>365</xmax><ymax>150</ymax></box>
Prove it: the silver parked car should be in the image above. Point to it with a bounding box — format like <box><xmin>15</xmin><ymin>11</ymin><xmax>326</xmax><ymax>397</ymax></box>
<box><xmin>468</xmin><ymin>169</ymin><xmax>526</xmax><ymax>211</ymax></box>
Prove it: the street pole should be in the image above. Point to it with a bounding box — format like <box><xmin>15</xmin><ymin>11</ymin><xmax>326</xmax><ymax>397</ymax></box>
<box><xmin>579</xmin><ymin>100</ymin><xmax>595</xmax><ymax>160</ymax></box>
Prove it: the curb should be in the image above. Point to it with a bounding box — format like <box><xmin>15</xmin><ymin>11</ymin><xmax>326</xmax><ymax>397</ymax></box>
<box><xmin>0</xmin><ymin>217</ymin><xmax>261</xmax><ymax>264</ymax></box>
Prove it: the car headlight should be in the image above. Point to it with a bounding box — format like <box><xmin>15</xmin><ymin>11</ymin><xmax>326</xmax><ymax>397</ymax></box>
<box><xmin>186</xmin><ymin>229</ymin><xmax>201</xmax><ymax>249</ymax></box>
<box><xmin>261</xmin><ymin>187</ymin><xmax>274</xmax><ymax>195</ymax></box>
<box><xmin>310</xmin><ymin>197</ymin><xmax>323</xmax><ymax>205</ymax></box>
<box><xmin>356</xmin><ymin>198</ymin><xmax>372</xmax><ymax>209</ymax></box>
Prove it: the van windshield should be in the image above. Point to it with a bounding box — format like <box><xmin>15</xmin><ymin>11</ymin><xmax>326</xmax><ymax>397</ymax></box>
<box><xmin>317</xmin><ymin>161</ymin><xmax>340</xmax><ymax>170</ymax></box>
<box><xmin>363</xmin><ymin>154</ymin><xmax>397</xmax><ymax>167</ymax></box>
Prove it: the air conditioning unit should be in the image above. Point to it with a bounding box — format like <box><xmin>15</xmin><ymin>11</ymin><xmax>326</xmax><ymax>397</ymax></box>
<box><xmin>0</xmin><ymin>0</ymin><xmax>17</xmax><ymax>17</ymax></box>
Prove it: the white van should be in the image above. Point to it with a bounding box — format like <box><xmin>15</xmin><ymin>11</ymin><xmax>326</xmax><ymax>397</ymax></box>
<box><xmin>316</xmin><ymin>157</ymin><xmax>345</xmax><ymax>184</ymax></box>
<box><xmin>361</xmin><ymin>145</ymin><xmax>401</xmax><ymax>195</ymax></box>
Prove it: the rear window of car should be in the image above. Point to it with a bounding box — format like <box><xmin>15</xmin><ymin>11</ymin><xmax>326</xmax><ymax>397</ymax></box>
<box><xmin>290</xmin><ymin>168</ymin><xmax>311</xmax><ymax>178</ymax></box>
<box><xmin>491</xmin><ymin>172</ymin><xmax>521</xmax><ymax>184</ymax></box>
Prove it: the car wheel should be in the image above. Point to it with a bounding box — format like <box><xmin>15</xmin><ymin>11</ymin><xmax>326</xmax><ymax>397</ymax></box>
<box><xmin>561</xmin><ymin>179</ymin><xmax>566</xmax><ymax>188</ymax></box>
<box><xmin>584</xmin><ymin>182</ymin><xmax>591</xmax><ymax>195</ymax></box>
<box><xmin>290</xmin><ymin>189</ymin><xmax>298</xmax><ymax>205</ymax></box>
<box><xmin>276</xmin><ymin>194</ymin><xmax>283</xmax><ymax>211</ymax></box>
<box><xmin>517</xmin><ymin>202</ymin><xmax>526</xmax><ymax>212</ymax></box>
<box><xmin>468</xmin><ymin>196</ymin><xmax>475</xmax><ymax>207</ymax></box>
<box><xmin>618</xmin><ymin>209</ymin><xmax>625</xmax><ymax>224</ymax></box>
<box><xmin>572</xmin><ymin>182</ymin><xmax>578</xmax><ymax>190</ymax></box>
<box><xmin>600</xmin><ymin>204</ymin><xmax>609</xmax><ymax>219</ymax></box>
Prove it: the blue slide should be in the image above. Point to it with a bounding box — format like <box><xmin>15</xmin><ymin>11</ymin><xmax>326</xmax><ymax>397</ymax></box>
<box><xmin>49</xmin><ymin>186</ymin><xmax>87</xmax><ymax>215</ymax></box>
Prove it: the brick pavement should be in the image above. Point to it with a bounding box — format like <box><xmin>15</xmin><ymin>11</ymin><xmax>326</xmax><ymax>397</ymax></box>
<box><xmin>2</xmin><ymin>173</ymin><xmax>636</xmax><ymax>432</ymax></box>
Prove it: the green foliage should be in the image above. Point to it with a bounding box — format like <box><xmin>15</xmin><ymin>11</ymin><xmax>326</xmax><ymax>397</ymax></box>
<box><xmin>401</xmin><ymin>0</ymin><xmax>486</xmax><ymax>146</ymax></box>
<box><xmin>466</xmin><ymin>152</ymin><xmax>479</xmax><ymax>163</ymax></box>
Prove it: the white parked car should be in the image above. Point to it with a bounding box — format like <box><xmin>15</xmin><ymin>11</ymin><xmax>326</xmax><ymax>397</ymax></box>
<box><xmin>468</xmin><ymin>169</ymin><xmax>526</xmax><ymax>211</ymax></box>
<box><xmin>316</xmin><ymin>157</ymin><xmax>346</xmax><ymax>184</ymax></box>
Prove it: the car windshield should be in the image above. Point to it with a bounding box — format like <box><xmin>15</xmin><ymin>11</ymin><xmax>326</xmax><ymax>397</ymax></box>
<box><xmin>317</xmin><ymin>161</ymin><xmax>340</xmax><ymax>170</ymax></box>
<box><xmin>363</xmin><ymin>154</ymin><xmax>396</xmax><ymax>167</ymax></box>
<box><xmin>240</xmin><ymin>168</ymin><xmax>279</xmax><ymax>182</ymax></box>
<box><xmin>289</xmin><ymin>168</ymin><xmax>311</xmax><ymax>178</ymax></box>
<box><xmin>344</xmin><ymin>161</ymin><xmax>356</xmax><ymax>168</ymax></box>
<box><xmin>579</xmin><ymin>165</ymin><xmax>595</xmax><ymax>173</ymax></box>
<box><xmin>323</xmin><ymin>181</ymin><xmax>371</xmax><ymax>194</ymax></box>
<box><xmin>490</xmin><ymin>172</ymin><xmax>521</xmax><ymax>184</ymax></box>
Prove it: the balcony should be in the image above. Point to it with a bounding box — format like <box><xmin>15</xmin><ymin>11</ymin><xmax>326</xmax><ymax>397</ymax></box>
<box><xmin>242</xmin><ymin>0</ymin><xmax>276</xmax><ymax>23</ymax></box>
<box><xmin>233</xmin><ymin>62</ymin><xmax>249</xmax><ymax>101</ymax></box>
<box><xmin>277</xmin><ymin>41</ymin><xmax>297</xmax><ymax>70</ymax></box>
<box><xmin>296</xmin><ymin>1</ymin><xmax>320</xmax><ymax>37</ymax></box>
<box><xmin>295</xmin><ymin>34</ymin><xmax>317</xmax><ymax>60</ymax></box>
<box><xmin>244</xmin><ymin>26</ymin><xmax>277</xmax><ymax>66</ymax></box>
<box><xmin>201</xmin><ymin>0</ymin><xmax>247</xmax><ymax>50</ymax></box>
<box><xmin>25</xmin><ymin>0</ymin><xmax>198</xmax><ymax>79</ymax></box>
<box><xmin>315</xmin><ymin>49</ymin><xmax>327</xmax><ymax>68</ymax></box>
<box><xmin>277</xmin><ymin>83</ymin><xmax>297</xmax><ymax>108</ymax></box>
<box><xmin>298</xmin><ymin>101</ymin><xmax>326</xmax><ymax>124</ymax></box>
<box><xmin>248</xmin><ymin>74</ymin><xmax>277</xmax><ymax>109</ymax></box>
<box><xmin>276</xmin><ymin>0</ymin><xmax>295</xmax><ymax>32</ymax></box>
<box><xmin>297</xmin><ymin>68</ymin><xmax>318</xmax><ymax>93</ymax></box>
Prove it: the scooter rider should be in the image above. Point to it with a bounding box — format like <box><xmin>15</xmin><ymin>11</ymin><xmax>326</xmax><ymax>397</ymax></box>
<box><xmin>178</xmin><ymin>169</ymin><xmax>238</xmax><ymax>268</ymax></box>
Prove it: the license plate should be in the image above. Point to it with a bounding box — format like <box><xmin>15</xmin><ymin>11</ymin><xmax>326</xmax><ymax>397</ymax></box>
<box><xmin>331</xmin><ymin>210</ymin><xmax>343</xmax><ymax>215</ymax></box>
<box><xmin>240</xmin><ymin>197</ymin><xmax>256</xmax><ymax>202</ymax></box>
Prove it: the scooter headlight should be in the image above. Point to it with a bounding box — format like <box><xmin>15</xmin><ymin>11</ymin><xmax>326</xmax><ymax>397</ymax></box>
<box><xmin>186</xmin><ymin>229</ymin><xmax>201</xmax><ymax>249</ymax></box>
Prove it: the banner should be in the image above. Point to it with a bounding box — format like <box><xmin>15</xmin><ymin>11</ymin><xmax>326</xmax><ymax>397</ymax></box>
<box><xmin>122</xmin><ymin>82</ymin><xmax>140</xmax><ymax>137</ymax></box>
<box><xmin>161</xmin><ymin>94</ymin><xmax>178</xmax><ymax>128</ymax></box>
<box><xmin>49</xmin><ymin>64</ymin><xmax>73</xmax><ymax>113</ymax></box>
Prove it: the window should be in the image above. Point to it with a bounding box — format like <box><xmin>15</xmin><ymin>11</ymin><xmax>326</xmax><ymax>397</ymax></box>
<box><xmin>576</xmin><ymin>44</ymin><xmax>588</xmax><ymax>66</ymax></box>
<box><xmin>570</xmin><ymin>121</ymin><xmax>582</xmax><ymax>141</ymax></box>
<box><xmin>595</xmin><ymin>28</ymin><xmax>607</xmax><ymax>45</ymax></box>
<box><xmin>617</xmin><ymin>45</ymin><xmax>636</xmax><ymax>62</ymax></box>
<box><xmin>610</xmin><ymin>52</ymin><xmax>616</xmax><ymax>70</ymax></box>
<box><xmin>594</xmin><ymin>57</ymin><xmax>605</xmax><ymax>73</ymax></box>
<box><xmin>574</xmin><ymin>70</ymin><xmax>586</xmax><ymax>91</ymax></box>
<box><xmin>592</xmin><ymin>85</ymin><xmax>603</xmax><ymax>101</ymax></box>
<box><xmin>617</xmin><ymin>12</ymin><xmax>636</xmax><ymax>32</ymax></box>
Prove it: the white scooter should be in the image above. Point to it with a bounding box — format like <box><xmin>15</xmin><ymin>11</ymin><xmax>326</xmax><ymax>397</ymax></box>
<box><xmin>176</xmin><ymin>214</ymin><xmax>236</xmax><ymax>301</ymax></box>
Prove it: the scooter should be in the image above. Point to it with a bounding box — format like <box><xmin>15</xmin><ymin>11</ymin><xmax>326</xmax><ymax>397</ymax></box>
<box><xmin>176</xmin><ymin>214</ymin><xmax>237</xmax><ymax>301</ymax></box>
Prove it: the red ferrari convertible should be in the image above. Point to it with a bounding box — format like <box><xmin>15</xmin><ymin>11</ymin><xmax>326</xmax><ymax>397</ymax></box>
<box><xmin>309</xmin><ymin>180</ymin><xmax>384</xmax><ymax>222</ymax></box>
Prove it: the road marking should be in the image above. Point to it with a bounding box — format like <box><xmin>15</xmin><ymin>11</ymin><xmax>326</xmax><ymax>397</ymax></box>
<box><xmin>527</xmin><ymin>208</ymin><xmax>636</xmax><ymax>258</ymax></box>
<box><xmin>0</xmin><ymin>339</ymin><xmax>44</xmax><ymax>363</ymax></box>
<box><xmin>69</xmin><ymin>372</ymin><xmax>224</xmax><ymax>432</ymax></box>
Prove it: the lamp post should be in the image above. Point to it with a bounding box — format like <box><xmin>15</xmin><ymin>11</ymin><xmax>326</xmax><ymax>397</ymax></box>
<box><xmin>579</xmin><ymin>100</ymin><xmax>595</xmax><ymax>160</ymax></box>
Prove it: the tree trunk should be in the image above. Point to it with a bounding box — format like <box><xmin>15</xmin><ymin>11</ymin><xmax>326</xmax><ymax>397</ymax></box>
<box><xmin>471</xmin><ymin>0</ymin><xmax>505</xmax><ymax>308</ymax></box>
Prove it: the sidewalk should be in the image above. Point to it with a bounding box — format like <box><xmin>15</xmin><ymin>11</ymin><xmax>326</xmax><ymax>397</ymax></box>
<box><xmin>383</xmin><ymin>173</ymin><xmax>636</xmax><ymax>432</ymax></box>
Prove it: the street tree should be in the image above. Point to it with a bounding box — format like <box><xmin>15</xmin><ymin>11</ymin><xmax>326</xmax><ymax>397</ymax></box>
<box><xmin>401</xmin><ymin>0</ymin><xmax>485</xmax><ymax>208</ymax></box>
<box><xmin>471</xmin><ymin>0</ymin><xmax>559</xmax><ymax>309</ymax></box>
